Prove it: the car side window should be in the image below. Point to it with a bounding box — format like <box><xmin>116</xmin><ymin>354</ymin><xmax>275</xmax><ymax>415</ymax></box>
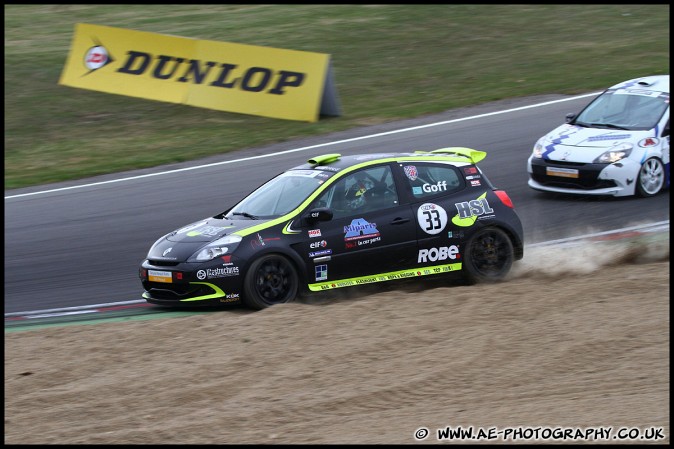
<box><xmin>401</xmin><ymin>163</ymin><xmax>463</xmax><ymax>199</ymax></box>
<box><xmin>312</xmin><ymin>165</ymin><xmax>399</xmax><ymax>219</ymax></box>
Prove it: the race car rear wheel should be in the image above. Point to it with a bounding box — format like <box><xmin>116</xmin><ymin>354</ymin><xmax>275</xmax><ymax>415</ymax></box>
<box><xmin>636</xmin><ymin>157</ymin><xmax>665</xmax><ymax>197</ymax></box>
<box><xmin>243</xmin><ymin>254</ymin><xmax>299</xmax><ymax>310</ymax></box>
<box><xmin>463</xmin><ymin>227</ymin><xmax>514</xmax><ymax>283</ymax></box>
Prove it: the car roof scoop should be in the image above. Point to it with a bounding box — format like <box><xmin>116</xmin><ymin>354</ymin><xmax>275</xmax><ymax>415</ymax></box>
<box><xmin>308</xmin><ymin>153</ymin><xmax>341</xmax><ymax>166</ymax></box>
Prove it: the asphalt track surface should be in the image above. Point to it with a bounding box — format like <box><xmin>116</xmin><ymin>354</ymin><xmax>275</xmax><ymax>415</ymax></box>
<box><xmin>4</xmin><ymin>93</ymin><xmax>670</xmax><ymax>315</ymax></box>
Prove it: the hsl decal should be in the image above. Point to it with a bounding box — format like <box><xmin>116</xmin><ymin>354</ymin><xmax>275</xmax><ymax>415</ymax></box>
<box><xmin>452</xmin><ymin>193</ymin><xmax>494</xmax><ymax>227</ymax></box>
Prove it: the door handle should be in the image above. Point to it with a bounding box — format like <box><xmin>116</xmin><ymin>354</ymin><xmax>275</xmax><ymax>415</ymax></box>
<box><xmin>390</xmin><ymin>217</ymin><xmax>410</xmax><ymax>225</ymax></box>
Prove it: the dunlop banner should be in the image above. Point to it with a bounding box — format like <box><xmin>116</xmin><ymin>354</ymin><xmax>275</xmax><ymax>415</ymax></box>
<box><xmin>59</xmin><ymin>23</ymin><xmax>341</xmax><ymax>122</ymax></box>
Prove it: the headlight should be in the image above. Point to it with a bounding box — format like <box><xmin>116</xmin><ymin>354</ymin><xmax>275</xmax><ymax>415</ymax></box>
<box><xmin>593</xmin><ymin>143</ymin><xmax>633</xmax><ymax>164</ymax></box>
<box><xmin>189</xmin><ymin>235</ymin><xmax>242</xmax><ymax>262</ymax></box>
<box><xmin>532</xmin><ymin>140</ymin><xmax>545</xmax><ymax>158</ymax></box>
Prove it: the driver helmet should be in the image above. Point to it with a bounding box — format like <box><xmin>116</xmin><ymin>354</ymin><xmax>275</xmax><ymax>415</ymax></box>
<box><xmin>345</xmin><ymin>175</ymin><xmax>373</xmax><ymax>210</ymax></box>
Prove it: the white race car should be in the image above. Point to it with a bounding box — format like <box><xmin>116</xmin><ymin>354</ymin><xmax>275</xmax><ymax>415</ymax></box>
<box><xmin>527</xmin><ymin>75</ymin><xmax>669</xmax><ymax>197</ymax></box>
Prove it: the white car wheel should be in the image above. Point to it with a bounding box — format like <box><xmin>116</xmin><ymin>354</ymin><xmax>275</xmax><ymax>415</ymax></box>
<box><xmin>636</xmin><ymin>158</ymin><xmax>665</xmax><ymax>197</ymax></box>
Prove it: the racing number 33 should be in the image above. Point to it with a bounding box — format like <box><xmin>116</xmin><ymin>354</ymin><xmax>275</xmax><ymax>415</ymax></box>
<box><xmin>418</xmin><ymin>203</ymin><xmax>448</xmax><ymax>235</ymax></box>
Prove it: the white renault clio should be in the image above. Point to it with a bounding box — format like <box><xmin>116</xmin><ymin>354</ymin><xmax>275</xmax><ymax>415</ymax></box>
<box><xmin>527</xmin><ymin>75</ymin><xmax>669</xmax><ymax>197</ymax></box>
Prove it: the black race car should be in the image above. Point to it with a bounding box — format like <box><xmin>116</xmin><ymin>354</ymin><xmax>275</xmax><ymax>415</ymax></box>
<box><xmin>139</xmin><ymin>148</ymin><xmax>524</xmax><ymax>309</ymax></box>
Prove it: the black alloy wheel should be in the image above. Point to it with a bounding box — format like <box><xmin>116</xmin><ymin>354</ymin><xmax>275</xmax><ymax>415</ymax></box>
<box><xmin>463</xmin><ymin>227</ymin><xmax>515</xmax><ymax>283</ymax></box>
<box><xmin>243</xmin><ymin>254</ymin><xmax>299</xmax><ymax>310</ymax></box>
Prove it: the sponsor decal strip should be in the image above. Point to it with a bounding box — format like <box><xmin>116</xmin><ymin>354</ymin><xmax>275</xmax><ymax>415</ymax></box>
<box><xmin>307</xmin><ymin>262</ymin><xmax>462</xmax><ymax>291</ymax></box>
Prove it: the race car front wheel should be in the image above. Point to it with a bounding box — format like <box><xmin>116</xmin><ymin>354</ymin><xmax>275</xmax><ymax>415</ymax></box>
<box><xmin>463</xmin><ymin>227</ymin><xmax>514</xmax><ymax>283</ymax></box>
<box><xmin>636</xmin><ymin>157</ymin><xmax>665</xmax><ymax>197</ymax></box>
<box><xmin>243</xmin><ymin>254</ymin><xmax>299</xmax><ymax>310</ymax></box>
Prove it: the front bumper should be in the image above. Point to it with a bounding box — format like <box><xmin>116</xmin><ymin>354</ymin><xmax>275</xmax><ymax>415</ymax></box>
<box><xmin>527</xmin><ymin>178</ymin><xmax>623</xmax><ymax>196</ymax></box>
<box><xmin>139</xmin><ymin>260</ymin><xmax>243</xmax><ymax>307</ymax></box>
<box><xmin>527</xmin><ymin>157</ymin><xmax>639</xmax><ymax>197</ymax></box>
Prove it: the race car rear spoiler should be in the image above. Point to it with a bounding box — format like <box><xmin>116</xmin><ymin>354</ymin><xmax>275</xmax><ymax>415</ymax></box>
<box><xmin>415</xmin><ymin>147</ymin><xmax>487</xmax><ymax>164</ymax></box>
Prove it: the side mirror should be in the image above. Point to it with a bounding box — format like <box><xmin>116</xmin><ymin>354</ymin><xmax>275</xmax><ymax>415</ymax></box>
<box><xmin>305</xmin><ymin>207</ymin><xmax>333</xmax><ymax>224</ymax></box>
<box><xmin>662</xmin><ymin>123</ymin><xmax>670</xmax><ymax>137</ymax></box>
<box><xmin>565</xmin><ymin>113</ymin><xmax>576</xmax><ymax>123</ymax></box>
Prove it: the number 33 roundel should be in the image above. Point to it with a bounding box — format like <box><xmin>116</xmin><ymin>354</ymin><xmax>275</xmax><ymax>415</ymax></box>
<box><xmin>417</xmin><ymin>203</ymin><xmax>448</xmax><ymax>235</ymax></box>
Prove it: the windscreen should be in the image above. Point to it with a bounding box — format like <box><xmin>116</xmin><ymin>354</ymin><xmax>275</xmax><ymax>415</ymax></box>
<box><xmin>227</xmin><ymin>169</ymin><xmax>333</xmax><ymax>218</ymax></box>
<box><xmin>575</xmin><ymin>89</ymin><xmax>669</xmax><ymax>131</ymax></box>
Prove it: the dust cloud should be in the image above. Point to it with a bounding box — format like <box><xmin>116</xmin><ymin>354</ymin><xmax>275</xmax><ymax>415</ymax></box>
<box><xmin>512</xmin><ymin>234</ymin><xmax>670</xmax><ymax>278</ymax></box>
